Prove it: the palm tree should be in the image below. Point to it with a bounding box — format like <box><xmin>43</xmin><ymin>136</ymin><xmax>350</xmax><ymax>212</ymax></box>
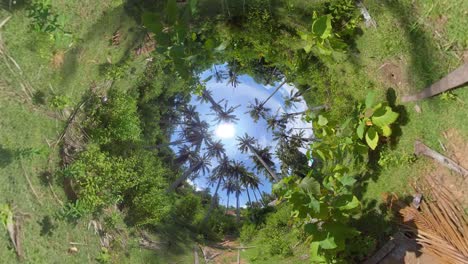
<box><xmin>283</xmin><ymin>89</ymin><xmax>303</xmax><ymax>110</ymax></box>
<box><xmin>202</xmin><ymin>157</ymin><xmax>231</xmax><ymax>223</ymax></box>
<box><xmin>246</xmin><ymin>98</ymin><xmax>271</xmax><ymax>122</ymax></box>
<box><xmin>205</xmin><ymin>139</ymin><xmax>226</xmax><ymax>160</ymax></box>
<box><xmin>168</xmin><ymin>153</ymin><xmax>212</xmax><ymax>192</ymax></box>
<box><xmin>265</xmin><ymin>115</ymin><xmax>287</xmax><ymax>132</ymax></box>
<box><xmin>210</xmin><ymin>101</ymin><xmax>240</xmax><ymax>124</ymax></box>
<box><xmin>237</xmin><ymin>133</ymin><xmax>280</xmax><ymax>182</ymax></box>
<box><xmin>246</xmin><ymin>79</ymin><xmax>287</xmax><ymax>122</ymax></box>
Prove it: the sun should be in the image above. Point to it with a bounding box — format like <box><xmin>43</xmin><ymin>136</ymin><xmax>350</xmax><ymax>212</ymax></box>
<box><xmin>215</xmin><ymin>123</ymin><xmax>236</xmax><ymax>139</ymax></box>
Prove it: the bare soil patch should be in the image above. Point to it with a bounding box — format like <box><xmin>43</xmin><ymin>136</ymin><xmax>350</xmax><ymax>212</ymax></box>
<box><xmin>378</xmin><ymin>59</ymin><xmax>410</xmax><ymax>94</ymax></box>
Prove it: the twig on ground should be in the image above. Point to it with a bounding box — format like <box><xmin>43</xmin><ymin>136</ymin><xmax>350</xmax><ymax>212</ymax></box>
<box><xmin>415</xmin><ymin>140</ymin><xmax>468</xmax><ymax>178</ymax></box>
<box><xmin>0</xmin><ymin>16</ymin><xmax>11</xmax><ymax>29</ymax></box>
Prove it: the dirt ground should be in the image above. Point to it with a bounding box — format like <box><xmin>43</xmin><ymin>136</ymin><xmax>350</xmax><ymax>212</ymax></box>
<box><xmin>200</xmin><ymin>236</ymin><xmax>248</xmax><ymax>264</ymax></box>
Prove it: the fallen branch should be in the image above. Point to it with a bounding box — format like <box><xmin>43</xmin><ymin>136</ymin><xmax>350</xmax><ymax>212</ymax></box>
<box><xmin>402</xmin><ymin>63</ymin><xmax>468</xmax><ymax>102</ymax></box>
<box><xmin>414</xmin><ymin>140</ymin><xmax>468</xmax><ymax>178</ymax></box>
<box><xmin>0</xmin><ymin>16</ymin><xmax>11</xmax><ymax>29</ymax></box>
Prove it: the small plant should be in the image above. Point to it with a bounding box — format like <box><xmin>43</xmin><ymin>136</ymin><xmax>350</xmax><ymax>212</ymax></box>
<box><xmin>27</xmin><ymin>1</ymin><xmax>62</xmax><ymax>33</ymax></box>
<box><xmin>298</xmin><ymin>13</ymin><xmax>346</xmax><ymax>56</ymax></box>
<box><xmin>102</xmin><ymin>63</ymin><xmax>129</xmax><ymax>80</ymax></box>
<box><xmin>49</xmin><ymin>94</ymin><xmax>72</xmax><ymax>110</ymax></box>
<box><xmin>0</xmin><ymin>204</ymin><xmax>13</xmax><ymax>228</ymax></box>
<box><xmin>58</xmin><ymin>201</ymin><xmax>86</xmax><ymax>222</ymax></box>
<box><xmin>440</xmin><ymin>91</ymin><xmax>457</xmax><ymax>101</ymax></box>
<box><xmin>104</xmin><ymin>212</ymin><xmax>121</xmax><ymax>230</ymax></box>
<box><xmin>356</xmin><ymin>92</ymin><xmax>399</xmax><ymax>150</ymax></box>
<box><xmin>96</xmin><ymin>247</ymin><xmax>111</xmax><ymax>263</ymax></box>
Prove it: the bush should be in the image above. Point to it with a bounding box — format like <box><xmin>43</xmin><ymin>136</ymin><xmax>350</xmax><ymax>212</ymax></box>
<box><xmin>240</xmin><ymin>222</ymin><xmax>257</xmax><ymax>243</ymax></box>
<box><xmin>255</xmin><ymin>205</ymin><xmax>296</xmax><ymax>257</ymax></box>
<box><xmin>62</xmin><ymin>145</ymin><xmax>138</xmax><ymax>213</ymax></box>
<box><xmin>87</xmin><ymin>89</ymin><xmax>141</xmax><ymax>145</ymax></box>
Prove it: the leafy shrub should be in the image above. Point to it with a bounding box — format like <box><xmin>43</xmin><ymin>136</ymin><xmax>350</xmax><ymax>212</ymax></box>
<box><xmin>86</xmin><ymin>89</ymin><xmax>141</xmax><ymax>145</ymax></box>
<box><xmin>49</xmin><ymin>94</ymin><xmax>71</xmax><ymax>110</ymax></box>
<box><xmin>172</xmin><ymin>193</ymin><xmax>202</xmax><ymax>225</ymax></box>
<box><xmin>62</xmin><ymin>145</ymin><xmax>138</xmax><ymax>213</ymax></box>
<box><xmin>27</xmin><ymin>1</ymin><xmax>62</xmax><ymax>33</ymax></box>
<box><xmin>256</xmin><ymin>205</ymin><xmax>295</xmax><ymax>257</ymax></box>
<box><xmin>240</xmin><ymin>222</ymin><xmax>257</xmax><ymax>243</ymax></box>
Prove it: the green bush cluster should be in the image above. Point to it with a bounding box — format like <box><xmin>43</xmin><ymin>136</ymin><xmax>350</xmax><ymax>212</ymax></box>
<box><xmin>86</xmin><ymin>89</ymin><xmax>142</xmax><ymax>145</ymax></box>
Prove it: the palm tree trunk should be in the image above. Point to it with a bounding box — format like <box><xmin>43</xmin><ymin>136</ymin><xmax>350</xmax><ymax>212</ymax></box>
<box><xmin>402</xmin><ymin>63</ymin><xmax>468</xmax><ymax>102</ymax></box>
<box><xmin>256</xmin><ymin>187</ymin><xmax>265</xmax><ymax>206</ymax></box>
<box><xmin>246</xmin><ymin>188</ymin><xmax>252</xmax><ymax>206</ymax></box>
<box><xmin>253</xmin><ymin>189</ymin><xmax>259</xmax><ymax>203</ymax></box>
<box><xmin>226</xmin><ymin>192</ymin><xmax>230</xmax><ymax>212</ymax></box>
<box><xmin>236</xmin><ymin>190</ymin><xmax>240</xmax><ymax>223</ymax></box>
<box><xmin>202</xmin><ymin>177</ymin><xmax>223</xmax><ymax>224</ymax></box>
<box><xmin>247</xmin><ymin>143</ymin><xmax>279</xmax><ymax>182</ymax></box>
<box><xmin>261</xmin><ymin>80</ymin><xmax>287</xmax><ymax>107</ymax></box>
<box><xmin>167</xmin><ymin>162</ymin><xmax>200</xmax><ymax>192</ymax></box>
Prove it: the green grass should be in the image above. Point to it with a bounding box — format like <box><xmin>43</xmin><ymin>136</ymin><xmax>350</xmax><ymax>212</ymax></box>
<box><xmin>0</xmin><ymin>1</ymin><xmax>187</xmax><ymax>263</ymax></box>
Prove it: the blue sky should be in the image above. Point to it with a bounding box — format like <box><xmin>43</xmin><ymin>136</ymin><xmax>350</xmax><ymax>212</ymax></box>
<box><xmin>172</xmin><ymin>65</ymin><xmax>311</xmax><ymax>207</ymax></box>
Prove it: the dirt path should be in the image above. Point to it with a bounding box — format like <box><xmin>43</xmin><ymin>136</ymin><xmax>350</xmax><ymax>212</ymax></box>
<box><xmin>199</xmin><ymin>236</ymin><xmax>248</xmax><ymax>264</ymax></box>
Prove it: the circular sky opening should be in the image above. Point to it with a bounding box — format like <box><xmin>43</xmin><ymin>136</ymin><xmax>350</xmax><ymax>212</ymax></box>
<box><xmin>170</xmin><ymin>64</ymin><xmax>313</xmax><ymax>207</ymax></box>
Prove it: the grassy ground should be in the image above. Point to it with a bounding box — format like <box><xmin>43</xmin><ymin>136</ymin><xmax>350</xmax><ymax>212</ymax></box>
<box><xmin>1</xmin><ymin>0</ymin><xmax>467</xmax><ymax>263</ymax></box>
<box><xmin>0</xmin><ymin>1</ymin><xmax>195</xmax><ymax>263</ymax></box>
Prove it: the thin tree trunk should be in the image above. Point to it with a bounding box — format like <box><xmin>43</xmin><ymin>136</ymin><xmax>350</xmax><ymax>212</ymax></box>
<box><xmin>253</xmin><ymin>189</ymin><xmax>259</xmax><ymax>203</ymax></box>
<box><xmin>246</xmin><ymin>188</ymin><xmax>252</xmax><ymax>206</ymax></box>
<box><xmin>226</xmin><ymin>192</ymin><xmax>230</xmax><ymax>212</ymax></box>
<box><xmin>202</xmin><ymin>177</ymin><xmax>223</xmax><ymax>224</ymax></box>
<box><xmin>255</xmin><ymin>187</ymin><xmax>265</xmax><ymax>206</ymax></box>
<box><xmin>261</xmin><ymin>80</ymin><xmax>287</xmax><ymax>107</ymax></box>
<box><xmin>402</xmin><ymin>63</ymin><xmax>468</xmax><ymax>102</ymax></box>
<box><xmin>236</xmin><ymin>191</ymin><xmax>240</xmax><ymax>223</ymax></box>
<box><xmin>168</xmin><ymin>162</ymin><xmax>199</xmax><ymax>192</ymax></box>
<box><xmin>247</xmin><ymin>143</ymin><xmax>279</xmax><ymax>182</ymax></box>
<box><xmin>285</xmin><ymin>105</ymin><xmax>328</xmax><ymax>118</ymax></box>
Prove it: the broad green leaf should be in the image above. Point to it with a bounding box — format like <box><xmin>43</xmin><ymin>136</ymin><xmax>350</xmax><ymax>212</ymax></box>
<box><xmin>299</xmin><ymin>177</ymin><xmax>321</xmax><ymax>195</ymax></box>
<box><xmin>365</xmin><ymin>127</ymin><xmax>379</xmax><ymax>150</ymax></box>
<box><xmin>381</xmin><ymin>125</ymin><xmax>392</xmax><ymax>137</ymax></box>
<box><xmin>308</xmin><ymin>197</ymin><xmax>321</xmax><ymax>215</ymax></box>
<box><xmin>310</xmin><ymin>242</ymin><xmax>326</xmax><ymax>263</ymax></box>
<box><xmin>372</xmin><ymin>106</ymin><xmax>399</xmax><ymax>128</ymax></box>
<box><xmin>166</xmin><ymin>0</ymin><xmax>178</xmax><ymax>25</ymax></box>
<box><xmin>365</xmin><ymin>92</ymin><xmax>375</xmax><ymax>109</ymax></box>
<box><xmin>314</xmin><ymin>149</ymin><xmax>326</xmax><ymax>161</ymax></box>
<box><xmin>339</xmin><ymin>175</ymin><xmax>356</xmax><ymax>187</ymax></box>
<box><xmin>338</xmin><ymin>195</ymin><xmax>360</xmax><ymax>211</ymax></box>
<box><xmin>312</xmin><ymin>15</ymin><xmax>332</xmax><ymax>39</ymax></box>
<box><xmin>318</xmin><ymin>115</ymin><xmax>328</xmax><ymax>126</ymax></box>
<box><xmin>356</xmin><ymin>121</ymin><xmax>365</xmax><ymax>139</ymax></box>
<box><xmin>319</xmin><ymin>235</ymin><xmax>337</xmax><ymax>249</ymax></box>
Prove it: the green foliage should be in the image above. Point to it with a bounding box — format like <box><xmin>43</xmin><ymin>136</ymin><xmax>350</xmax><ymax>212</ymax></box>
<box><xmin>96</xmin><ymin>247</ymin><xmax>111</xmax><ymax>264</ymax></box>
<box><xmin>255</xmin><ymin>205</ymin><xmax>295</xmax><ymax>257</ymax></box>
<box><xmin>57</xmin><ymin>201</ymin><xmax>87</xmax><ymax>222</ymax></box>
<box><xmin>172</xmin><ymin>193</ymin><xmax>202</xmax><ymax>225</ymax></box>
<box><xmin>0</xmin><ymin>204</ymin><xmax>12</xmax><ymax>228</ymax></box>
<box><xmin>86</xmin><ymin>89</ymin><xmax>141</xmax><ymax>145</ymax></box>
<box><xmin>240</xmin><ymin>222</ymin><xmax>257</xmax><ymax>243</ymax></box>
<box><xmin>62</xmin><ymin>145</ymin><xmax>138</xmax><ymax>213</ymax></box>
<box><xmin>49</xmin><ymin>94</ymin><xmax>72</xmax><ymax>110</ymax></box>
<box><xmin>274</xmin><ymin>93</ymin><xmax>399</xmax><ymax>262</ymax></box>
<box><xmin>102</xmin><ymin>63</ymin><xmax>130</xmax><ymax>80</ymax></box>
<box><xmin>27</xmin><ymin>1</ymin><xmax>62</xmax><ymax>33</ymax></box>
<box><xmin>356</xmin><ymin>92</ymin><xmax>399</xmax><ymax>150</ymax></box>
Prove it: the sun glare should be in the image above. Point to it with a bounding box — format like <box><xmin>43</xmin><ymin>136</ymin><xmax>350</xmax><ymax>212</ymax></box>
<box><xmin>215</xmin><ymin>123</ymin><xmax>236</xmax><ymax>139</ymax></box>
